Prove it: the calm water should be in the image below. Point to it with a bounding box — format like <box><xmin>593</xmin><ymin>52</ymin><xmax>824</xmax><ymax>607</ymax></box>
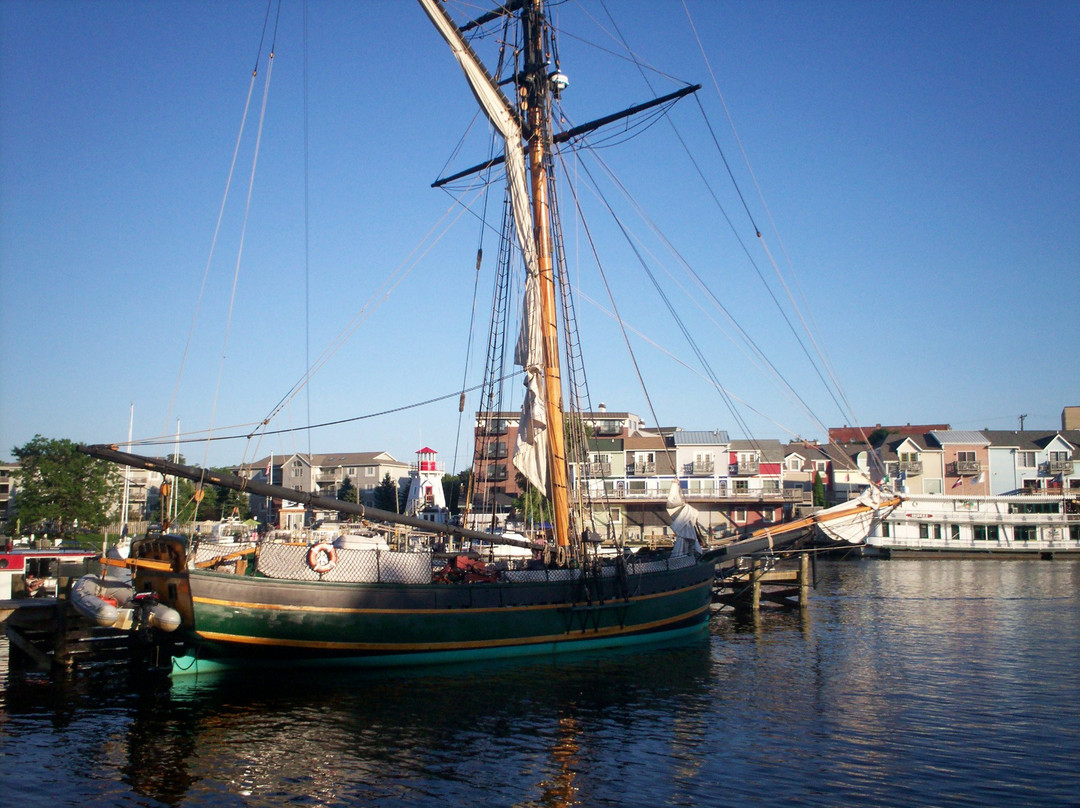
<box><xmin>1</xmin><ymin>558</ymin><xmax>1078</xmax><ymax>808</ymax></box>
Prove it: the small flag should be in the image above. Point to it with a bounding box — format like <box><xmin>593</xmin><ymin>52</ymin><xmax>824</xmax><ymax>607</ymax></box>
<box><xmin>974</xmin><ymin>473</ymin><xmax>985</xmax><ymax>485</ymax></box>
<box><xmin>952</xmin><ymin>477</ymin><xmax>963</xmax><ymax>488</ymax></box>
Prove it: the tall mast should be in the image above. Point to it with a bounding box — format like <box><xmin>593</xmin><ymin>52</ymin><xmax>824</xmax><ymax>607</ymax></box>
<box><xmin>522</xmin><ymin>0</ymin><xmax>570</xmax><ymax>552</ymax></box>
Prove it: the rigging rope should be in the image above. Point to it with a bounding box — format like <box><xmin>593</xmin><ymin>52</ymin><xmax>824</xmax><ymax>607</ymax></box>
<box><xmin>165</xmin><ymin>5</ymin><xmax>275</xmax><ymax>450</ymax></box>
<box><xmin>680</xmin><ymin>0</ymin><xmax>868</xmax><ymax>448</ymax></box>
<box><xmin>122</xmin><ymin>372</ymin><xmax>522</xmax><ymax>451</ymax></box>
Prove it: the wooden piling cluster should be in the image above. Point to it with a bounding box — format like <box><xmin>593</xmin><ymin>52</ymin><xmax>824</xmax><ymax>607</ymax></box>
<box><xmin>1</xmin><ymin>598</ymin><xmax>174</xmax><ymax>673</ymax></box>
<box><xmin>712</xmin><ymin>551</ymin><xmax>812</xmax><ymax>613</ymax></box>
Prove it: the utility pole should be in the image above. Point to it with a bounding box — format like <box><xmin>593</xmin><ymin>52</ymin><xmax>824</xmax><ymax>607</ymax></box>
<box><xmin>1019</xmin><ymin>414</ymin><xmax>1028</xmax><ymax>430</ymax></box>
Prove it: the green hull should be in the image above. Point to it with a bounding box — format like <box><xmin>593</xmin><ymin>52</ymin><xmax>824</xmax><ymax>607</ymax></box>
<box><xmin>172</xmin><ymin>559</ymin><xmax>714</xmax><ymax>675</ymax></box>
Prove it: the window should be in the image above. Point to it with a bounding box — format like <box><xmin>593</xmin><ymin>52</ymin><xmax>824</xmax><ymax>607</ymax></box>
<box><xmin>609</xmin><ymin>507</ymin><xmax>622</xmax><ymax>524</ymax></box>
<box><xmin>1015</xmin><ymin>525</ymin><xmax>1037</xmax><ymax>542</ymax></box>
<box><xmin>1017</xmin><ymin>452</ymin><xmax>1036</xmax><ymax>467</ymax></box>
<box><xmin>366</xmin><ymin>466</ymin><xmax>376</xmax><ymax>476</ymax></box>
<box><xmin>949</xmin><ymin>524</ymin><xmax>960</xmax><ymax>541</ymax></box>
<box><xmin>786</xmin><ymin>458</ymin><xmax>801</xmax><ymax>471</ymax></box>
<box><xmin>899</xmin><ymin>452</ymin><xmax>919</xmax><ymax>464</ymax></box>
<box><xmin>763</xmin><ymin>508</ymin><xmax>776</xmax><ymax>523</ymax></box>
<box><xmin>734</xmin><ymin>480</ymin><xmax>749</xmax><ymax>494</ymax></box>
<box><xmin>974</xmin><ymin>525</ymin><xmax>1000</xmax><ymax>541</ymax></box>
<box><xmin>814</xmin><ymin>460</ymin><xmax>828</xmax><ymax>473</ymax></box>
<box><xmin>957</xmin><ymin>451</ymin><xmax>976</xmax><ymax>463</ymax></box>
<box><xmin>881</xmin><ymin>522</ymin><xmax>890</xmax><ymax>538</ymax></box>
<box><xmin>734</xmin><ymin>508</ymin><xmax>747</xmax><ymax>523</ymax></box>
<box><xmin>1050</xmin><ymin>451</ymin><xmax>1069</xmax><ymax>462</ymax></box>
<box><xmin>1009</xmin><ymin>502</ymin><xmax>1060</xmax><ymax>514</ymax></box>
<box><xmin>918</xmin><ymin>523</ymin><xmax>941</xmax><ymax>540</ymax></box>
<box><xmin>762</xmin><ymin>479</ymin><xmax>780</xmax><ymax>493</ymax></box>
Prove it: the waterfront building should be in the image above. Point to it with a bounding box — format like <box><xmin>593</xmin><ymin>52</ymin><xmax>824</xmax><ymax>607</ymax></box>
<box><xmin>233</xmin><ymin>452</ymin><xmax>411</xmax><ymax>527</ymax></box>
<box><xmin>931</xmin><ymin>430</ymin><xmax>992</xmax><ymax>496</ymax></box>
<box><xmin>0</xmin><ymin>462</ymin><xmax>18</xmax><ymax>531</ymax></box>
<box><xmin>472</xmin><ymin>406</ymin><xmax>646</xmax><ymax>504</ymax></box>
<box><xmin>576</xmin><ymin>429</ymin><xmax>797</xmax><ymax>544</ymax></box>
<box><xmin>828</xmin><ymin>422</ymin><xmax>949</xmax><ymax>445</ymax></box>
<box><xmin>783</xmin><ymin>442</ymin><xmax>874</xmax><ymax>505</ymax></box>
<box><xmin>873</xmin><ymin>433</ymin><xmax>945</xmax><ymax>495</ymax></box>
<box><xmin>982</xmin><ymin>430</ymin><xmax>1080</xmax><ymax>494</ymax></box>
<box><xmin>1063</xmin><ymin>406</ymin><xmax>1080</xmax><ymax>430</ymax></box>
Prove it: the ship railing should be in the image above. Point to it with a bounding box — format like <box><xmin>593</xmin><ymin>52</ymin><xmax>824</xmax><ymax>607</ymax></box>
<box><xmin>500</xmin><ymin>553</ymin><xmax>695</xmax><ymax>583</ymax></box>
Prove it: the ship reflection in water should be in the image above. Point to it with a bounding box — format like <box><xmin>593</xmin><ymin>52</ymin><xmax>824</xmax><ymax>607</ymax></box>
<box><xmin>2</xmin><ymin>558</ymin><xmax>1078</xmax><ymax>808</ymax></box>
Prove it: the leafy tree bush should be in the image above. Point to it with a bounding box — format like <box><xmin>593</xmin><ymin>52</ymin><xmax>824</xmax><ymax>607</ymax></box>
<box><xmin>12</xmin><ymin>436</ymin><xmax>119</xmax><ymax>537</ymax></box>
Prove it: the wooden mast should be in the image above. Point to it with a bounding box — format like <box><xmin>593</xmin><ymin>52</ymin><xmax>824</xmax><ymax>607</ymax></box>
<box><xmin>522</xmin><ymin>0</ymin><xmax>570</xmax><ymax>551</ymax></box>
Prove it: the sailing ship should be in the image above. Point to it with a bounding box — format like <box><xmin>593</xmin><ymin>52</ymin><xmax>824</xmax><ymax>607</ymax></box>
<box><xmin>81</xmin><ymin>0</ymin><xmax>895</xmax><ymax>673</ymax></box>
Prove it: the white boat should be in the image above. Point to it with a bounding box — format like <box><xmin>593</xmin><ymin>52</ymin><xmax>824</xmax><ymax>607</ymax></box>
<box><xmin>865</xmin><ymin>492</ymin><xmax>1080</xmax><ymax>557</ymax></box>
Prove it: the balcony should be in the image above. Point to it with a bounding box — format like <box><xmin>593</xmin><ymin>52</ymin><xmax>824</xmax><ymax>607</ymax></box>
<box><xmin>898</xmin><ymin>461</ymin><xmax>923</xmax><ymax>475</ymax></box>
<box><xmin>628</xmin><ymin>462</ymin><xmax>655</xmax><ymax>475</ymax></box>
<box><xmin>951</xmin><ymin>460</ymin><xmax>981</xmax><ymax>475</ymax></box>
<box><xmin>1044</xmin><ymin>459</ymin><xmax>1075</xmax><ymax>475</ymax></box>
<box><xmin>585</xmin><ymin>462</ymin><xmax>611</xmax><ymax>476</ymax></box>
<box><xmin>683</xmin><ymin>461</ymin><xmax>714</xmax><ymax>475</ymax></box>
<box><xmin>729</xmin><ymin>460</ymin><xmax>759</xmax><ymax>476</ymax></box>
<box><xmin>316</xmin><ymin>473</ymin><xmax>339</xmax><ymax>484</ymax></box>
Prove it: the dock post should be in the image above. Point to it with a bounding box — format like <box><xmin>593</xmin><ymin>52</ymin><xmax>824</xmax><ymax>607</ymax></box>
<box><xmin>750</xmin><ymin>559</ymin><xmax>762</xmax><ymax>613</ymax></box>
<box><xmin>799</xmin><ymin>552</ymin><xmax>810</xmax><ymax>610</ymax></box>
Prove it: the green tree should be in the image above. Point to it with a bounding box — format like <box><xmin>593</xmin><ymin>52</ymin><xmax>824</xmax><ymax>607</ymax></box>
<box><xmin>12</xmin><ymin>436</ymin><xmax>120</xmax><ymax>537</ymax></box>
<box><xmin>867</xmin><ymin>428</ymin><xmax>892</xmax><ymax>448</ymax></box>
<box><xmin>513</xmin><ymin>473</ymin><xmax>550</xmax><ymax>524</ymax></box>
<box><xmin>812</xmin><ymin>471</ymin><xmax>826</xmax><ymax>507</ymax></box>
<box><xmin>216</xmin><ymin>481</ymin><xmax>251</xmax><ymax>520</ymax></box>
<box><xmin>442</xmin><ymin>470</ymin><xmax>471</xmax><ymax>514</ymax></box>
<box><xmin>374</xmin><ymin>473</ymin><xmax>399</xmax><ymax>512</ymax></box>
<box><xmin>338</xmin><ymin>476</ymin><xmax>358</xmax><ymax>504</ymax></box>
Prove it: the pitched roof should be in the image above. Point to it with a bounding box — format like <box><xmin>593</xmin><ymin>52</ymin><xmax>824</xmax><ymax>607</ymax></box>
<box><xmin>929</xmin><ymin>430</ymin><xmax>989</xmax><ymax>446</ymax></box>
<box><xmin>673</xmin><ymin>430</ymin><xmax>730</xmax><ymax>445</ymax></box>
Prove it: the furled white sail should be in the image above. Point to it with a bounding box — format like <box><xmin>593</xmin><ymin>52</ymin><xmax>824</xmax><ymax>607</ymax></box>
<box><xmin>418</xmin><ymin>0</ymin><xmax>548</xmax><ymax>492</ymax></box>
<box><xmin>666</xmin><ymin>481</ymin><xmax>704</xmax><ymax>556</ymax></box>
<box><xmin>816</xmin><ymin>487</ymin><xmax>894</xmax><ymax>544</ymax></box>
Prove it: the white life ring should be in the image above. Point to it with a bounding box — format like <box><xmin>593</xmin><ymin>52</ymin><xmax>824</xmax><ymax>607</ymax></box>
<box><xmin>307</xmin><ymin>542</ymin><xmax>337</xmax><ymax>575</ymax></box>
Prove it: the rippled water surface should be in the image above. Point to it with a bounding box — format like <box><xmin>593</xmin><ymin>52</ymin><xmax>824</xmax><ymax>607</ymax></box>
<box><xmin>2</xmin><ymin>558</ymin><xmax>1078</xmax><ymax>807</ymax></box>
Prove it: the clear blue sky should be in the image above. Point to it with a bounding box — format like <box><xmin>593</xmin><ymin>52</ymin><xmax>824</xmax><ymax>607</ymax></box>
<box><xmin>2</xmin><ymin>0</ymin><xmax>1078</xmax><ymax>472</ymax></box>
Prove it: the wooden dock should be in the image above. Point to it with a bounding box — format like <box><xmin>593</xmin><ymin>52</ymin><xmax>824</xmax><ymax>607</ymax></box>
<box><xmin>713</xmin><ymin>551</ymin><xmax>813</xmax><ymax>613</ymax></box>
<box><xmin>1</xmin><ymin>597</ymin><xmax>176</xmax><ymax>673</ymax></box>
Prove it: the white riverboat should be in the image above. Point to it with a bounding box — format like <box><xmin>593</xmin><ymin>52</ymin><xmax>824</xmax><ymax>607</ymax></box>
<box><xmin>865</xmin><ymin>492</ymin><xmax>1080</xmax><ymax>558</ymax></box>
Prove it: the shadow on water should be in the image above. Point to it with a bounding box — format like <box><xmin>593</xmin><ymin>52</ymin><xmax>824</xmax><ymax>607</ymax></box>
<box><xmin>4</xmin><ymin>560</ymin><xmax>1078</xmax><ymax>807</ymax></box>
<box><xmin>1</xmin><ymin>631</ymin><xmax>727</xmax><ymax>808</ymax></box>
